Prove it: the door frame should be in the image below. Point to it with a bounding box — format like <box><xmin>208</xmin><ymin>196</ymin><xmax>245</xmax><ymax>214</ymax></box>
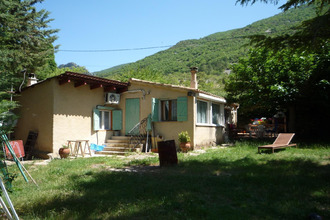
<box><xmin>125</xmin><ymin>98</ymin><xmax>140</xmax><ymax>135</ymax></box>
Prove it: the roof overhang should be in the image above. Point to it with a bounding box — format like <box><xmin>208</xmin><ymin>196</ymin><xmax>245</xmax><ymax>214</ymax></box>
<box><xmin>196</xmin><ymin>92</ymin><xmax>226</xmax><ymax>103</ymax></box>
<box><xmin>58</xmin><ymin>72</ymin><xmax>128</xmax><ymax>93</ymax></box>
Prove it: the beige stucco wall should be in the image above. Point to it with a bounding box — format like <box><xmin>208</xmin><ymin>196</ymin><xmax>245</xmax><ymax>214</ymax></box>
<box><xmin>195</xmin><ymin>126</ymin><xmax>224</xmax><ymax>147</ymax></box>
<box><xmin>14</xmin><ymin>79</ymin><xmax>54</xmax><ymax>154</ymax></box>
<box><xmin>52</xmin><ymin>81</ymin><xmax>108</xmax><ymax>155</ymax></box>
<box><xmin>15</xmin><ymin>78</ymin><xmax>115</xmax><ymax>157</ymax></box>
<box><xmin>119</xmin><ymin>81</ymin><xmax>226</xmax><ymax>148</ymax></box>
<box><xmin>122</xmin><ymin>81</ymin><xmax>195</xmax><ymax>148</ymax></box>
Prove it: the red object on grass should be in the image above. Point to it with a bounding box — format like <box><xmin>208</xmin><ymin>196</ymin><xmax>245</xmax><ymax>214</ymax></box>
<box><xmin>5</xmin><ymin>140</ymin><xmax>25</xmax><ymax>159</ymax></box>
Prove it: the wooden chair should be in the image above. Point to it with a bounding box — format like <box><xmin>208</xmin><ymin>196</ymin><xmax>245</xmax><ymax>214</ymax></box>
<box><xmin>258</xmin><ymin>133</ymin><xmax>296</xmax><ymax>153</ymax></box>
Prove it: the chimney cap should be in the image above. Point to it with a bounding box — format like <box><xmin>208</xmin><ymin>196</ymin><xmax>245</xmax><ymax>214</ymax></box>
<box><xmin>28</xmin><ymin>73</ymin><xmax>36</xmax><ymax>78</ymax></box>
<box><xmin>190</xmin><ymin>67</ymin><xmax>198</xmax><ymax>72</ymax></box>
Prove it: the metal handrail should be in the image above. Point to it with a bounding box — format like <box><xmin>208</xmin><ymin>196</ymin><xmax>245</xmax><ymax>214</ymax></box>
<box><xmin>127</xmin><ymin>116</ymin><xmax>149</xmax><ymax>150</ymax></box>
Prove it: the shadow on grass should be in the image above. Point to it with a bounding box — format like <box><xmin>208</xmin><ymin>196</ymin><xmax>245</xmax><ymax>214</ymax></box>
<box><xmin>22</xmin><ymin>156</ymin><xmax>329</xmax><ymax>219</ymax></box>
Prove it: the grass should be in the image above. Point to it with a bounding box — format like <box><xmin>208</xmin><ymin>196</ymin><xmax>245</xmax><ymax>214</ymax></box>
<box><xmin>5</xmin><ymin>140</ymin><xmax>330</xmax><ymax>219</ymax></box>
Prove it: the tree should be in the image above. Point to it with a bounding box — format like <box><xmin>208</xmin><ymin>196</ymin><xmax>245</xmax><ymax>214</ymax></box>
<box><xmin>37</xmin><ymin>65</ymin><xmax>90</xmax><ymax>81</ymax></box>
<box><xmin>225</xmin><ymin>46</ymin><xmax>330</xmax><ymax>138</ymax></box>
<box><xmin>225</xmin><ymin>0</ymin><xmax>330</xmax><ymax>139</ymax></box>
<box><xmin>0</xmin><ymin>0</ymin><xmax>58</xmax><ymax>130</ymax></box>
<box><xmin>236</xmin><ymin>0</ymin><xmax>330</xmax><ymax>52</ymax></box>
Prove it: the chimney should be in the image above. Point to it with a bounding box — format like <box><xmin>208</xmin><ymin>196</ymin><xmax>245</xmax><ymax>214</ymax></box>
<box><xmin>27</xmin><ymin>73</ymin><xmax>38</xmax><ymax>86</ymax></box>
<box><xmin>190</xmin><ymin>67</ymin><xmax>198</xmax><ymax>89</ymax></box>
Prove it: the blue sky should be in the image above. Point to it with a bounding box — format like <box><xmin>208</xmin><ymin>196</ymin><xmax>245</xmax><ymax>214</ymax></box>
<box><xmin>37</xmin><ymin>0</ymin><xmax>285</xmax><ymax>72</ymax></box>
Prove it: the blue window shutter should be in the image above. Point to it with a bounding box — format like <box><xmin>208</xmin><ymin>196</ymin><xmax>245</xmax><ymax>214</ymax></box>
<box><xmin>151</xmin><ymin>98</ymin><xmax>159</xmax><ymax>122</ymax></box>
<box><xmin>177</xmin><ymin>96</ymin><xmax>188</xmax><ymax>121</ymax></box>
<box><xmin>93</xmin><ymin>108</ymin><xmax>101</xmax><ymax>131</ymax></box>
<box><xmin>112</xmin><ymin>110</ymin><xmax>122</xmax><ymax>130</ymax></box>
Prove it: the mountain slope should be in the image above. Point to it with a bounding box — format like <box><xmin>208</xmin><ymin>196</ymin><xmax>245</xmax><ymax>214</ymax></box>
<box><xmin>94</xmin><ymin>6</ymin><xmax>317</xmax><ymax>95</ymax></box>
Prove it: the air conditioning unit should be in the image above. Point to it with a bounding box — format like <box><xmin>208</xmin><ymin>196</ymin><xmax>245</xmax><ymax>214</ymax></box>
<box><xmin>105</xmin><ymin>93</ymin><xmax>120</xmax><ymax>104</ymax></box>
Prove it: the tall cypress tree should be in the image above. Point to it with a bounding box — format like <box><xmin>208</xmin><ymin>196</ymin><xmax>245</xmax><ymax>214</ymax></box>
<box><xmin>0</xmin><ymin>0</ymin><xmax>58</xmax><ymax>131</ymax></box>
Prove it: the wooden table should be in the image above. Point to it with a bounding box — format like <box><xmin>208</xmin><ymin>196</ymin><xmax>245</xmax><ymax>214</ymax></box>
<box><xmin>67</xmin><ymin>140</ymin><xmax>91</xmax><ymax>157</ymax></box>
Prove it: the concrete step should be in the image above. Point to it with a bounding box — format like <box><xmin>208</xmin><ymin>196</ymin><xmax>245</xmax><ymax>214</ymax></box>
<box><xmin>106</xmin><ymin>139</ymin><xmax>130</xmax><ymax>144</ymax></box>
<box><xmin>111</xmin><ymin>136</ymin><xmax>130</xmax><ymax>140</ymax></box>
<box><xmin>105</xmin><ymin>142</ymin><xmax>130</xmax><ymax>147</ymax></box>
<box><xmin>97</xmin><ymin>136</ymin><xmax>144</xmax><ymax>156</ymax></box>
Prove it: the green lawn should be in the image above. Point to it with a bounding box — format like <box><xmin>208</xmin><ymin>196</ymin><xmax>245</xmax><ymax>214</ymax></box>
<box><xmin>6</xmin><ymin>141</ymin><xmax>330</xmax><ymax>219</ymax></box>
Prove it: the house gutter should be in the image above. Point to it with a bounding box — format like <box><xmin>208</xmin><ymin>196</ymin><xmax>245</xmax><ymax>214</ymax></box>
<box><xmin>196</xmin><ymin>92</ymin><xmax>226</xmax><ymax>103</ymax></box>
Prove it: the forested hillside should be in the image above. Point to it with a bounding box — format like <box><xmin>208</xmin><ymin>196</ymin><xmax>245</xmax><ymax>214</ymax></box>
<box><xmin>94</xmin><ymin>6</ymin><xmax>317</xmax><ymax>96</ymax></box>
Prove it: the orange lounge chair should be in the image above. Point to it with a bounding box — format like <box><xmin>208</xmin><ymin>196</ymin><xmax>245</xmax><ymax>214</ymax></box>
<box><xmin>258</xmin><ymin>133</ymin><xmax>296</xmax><ymax>153</ymax></box>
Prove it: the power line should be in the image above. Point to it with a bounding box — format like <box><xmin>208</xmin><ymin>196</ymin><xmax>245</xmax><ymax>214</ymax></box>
<box><xmin>58</xmin><ymin>45</ymin><xmax>173</xmax><ymax>53</ymax></box>
<box><xmin>56</xmin><ymin>34</ymin><xmax>262</xmax><ymax>53</ymax></box>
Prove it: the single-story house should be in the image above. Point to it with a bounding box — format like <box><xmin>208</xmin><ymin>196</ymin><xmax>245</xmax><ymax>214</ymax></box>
<box><xmin>13</xmin><ymin>68</ymin><xmax>237</xmax><ymax>157</ymax></box>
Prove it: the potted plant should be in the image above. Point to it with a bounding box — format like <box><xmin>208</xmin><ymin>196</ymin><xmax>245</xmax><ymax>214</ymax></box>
<box><xmin>178</xmin><ymin>131</ymin><xmax>191</xmax><ymax>153</ymax></box>
<box><xmin>59</xmin><ymin>145</ymin><xmax>70</xmax><ymax>159</ymax></box>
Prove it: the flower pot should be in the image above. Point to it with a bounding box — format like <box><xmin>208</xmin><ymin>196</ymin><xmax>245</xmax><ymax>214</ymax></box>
<box><xmin>179</xmin><ymin>142</ymin><xmax>191</xmax><ymax>153</ymax></box>
<box><xmin>151</xmin><ymin>148</ymin><xmax>158</xmax><ymax>153</ymax></box>
<box><xmin>59</xmin><ymin>148</ymin><xmax>70</xmax><ymax>159</ymax></box>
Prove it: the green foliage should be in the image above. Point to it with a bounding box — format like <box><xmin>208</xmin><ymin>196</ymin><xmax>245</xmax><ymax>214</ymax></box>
<box><xmin>226</xmin><ymin>48</ymin><xmax>316</xmax><ymax>106</ymax></box>
<box><xmin>36</xmin><ymin>66</ymin><xmax>90</xmax><ymax>80</ymax></box>
<box><xmin>108</xmin><ymin>67</ymin><xmax>167</xmax><ymax>83</ymax></box>
<box><xmin>0</xmin><ymin>78</ymin><xmax>19</xmax><ymax>133</ymax></box>
<box><xmin>61</xmin><ymin>145</ymin><xmax>69</xmax><ymax>149</ymax></box>
<box><xmin>0</xmin><ymin>0</ymin><xmax>58</xmax><ymax>128</ymax></box>
<box><xmin>0</xmin><ymin>0</ymin><xmax>58</xmax><ymax>78</ymax></box>
<box><xmin>225</xmin><ymin>45</ymin><xmax>330</xmax><ymax>137</ymax></box>
<box><xmin>229</xmin><ymin>0</ymin><xmax>329</xmax><ymax>139</ymax></box>
<box><xmin>178</xmin><ymin>131</ymin><xmax>191</xmax><ymax>143</ymax></box>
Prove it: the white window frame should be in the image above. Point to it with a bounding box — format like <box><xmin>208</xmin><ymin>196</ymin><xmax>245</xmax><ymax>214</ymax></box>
<box><xmin>196</xmin><ymin>99</ymin><xmax>224</xmax><ymax>126</ymax></box>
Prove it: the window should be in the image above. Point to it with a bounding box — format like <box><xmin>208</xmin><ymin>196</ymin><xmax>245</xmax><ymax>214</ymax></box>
<box><xmin>197</xmin><ymin>100</ymin><xmax>224</xmax><ymax>126</ymax></box>
<box><xmin>161</xmin><ymin>100</ymin><xmax>177</xmax><ymax>121</ymax></box>
<box><xmin>93</xmin><ymin>108</ymin><xmax>122</xmax><ymax>131</ymax></box>
<box><xmin>212</xmin><ymin>103</ymin><xmax>220</xmax><ymax>125</ymax></box>
<box><xmin>197</xmin><ymin>100</ymin><xmax>208</xmax><ymax>123</ymax></box>
<box><xmin>151</xmin><ymin>97</ymin><xmax>187</xmax><ymax>122</ymax></box>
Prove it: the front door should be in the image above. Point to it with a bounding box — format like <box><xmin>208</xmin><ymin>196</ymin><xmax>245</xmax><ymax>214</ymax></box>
<box><xmin>125</xmin><ymin>98</ymin><xmax>140</xmax><ymax>135</ymax></box>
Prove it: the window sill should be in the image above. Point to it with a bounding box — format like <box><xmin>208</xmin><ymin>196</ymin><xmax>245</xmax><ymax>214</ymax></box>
<box><xmin>196</xmin><ymin>123</ymin><xmax>224</xmax><ymax>127</ymax></box>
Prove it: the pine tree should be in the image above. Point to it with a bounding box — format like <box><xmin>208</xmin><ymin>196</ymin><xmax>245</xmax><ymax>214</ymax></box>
<box><xmin>0</xmin><ymin>0</ymin><xmax>58</xmax><ymax>131</ymax></box>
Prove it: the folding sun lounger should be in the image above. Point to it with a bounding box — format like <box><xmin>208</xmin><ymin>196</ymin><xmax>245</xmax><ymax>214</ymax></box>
<box><xmin>258</xmin><ymin>133</ymin><xmax>296</xmax><ymax>153</ymax></box>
